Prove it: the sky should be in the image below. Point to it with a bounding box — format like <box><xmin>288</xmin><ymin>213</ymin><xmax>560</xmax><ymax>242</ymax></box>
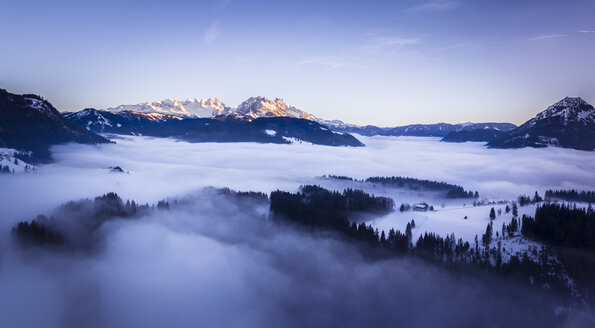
<box><xmin>1</xmin><ymin>0</ymin><xmax>594</xmax><ymax>126</ymax></box>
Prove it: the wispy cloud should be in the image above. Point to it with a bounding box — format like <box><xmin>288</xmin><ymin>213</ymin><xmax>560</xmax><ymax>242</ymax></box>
<box><xmin>430</xmin><ymin>42</ymin><xmax>471</xmax><ymax>52</ymax></box>
<box><xmin>214</xmin><ymin>0</ymin><xmax>231</xmax><ymax>10</ymax></box>
<box><xmin>296</xmin><ymin>56</ymin><xmax>346</xmax><ymax>70</ymax></box>
<box><xmin>527</xmin><ymin>34</ymin><xmax>567</xmax><ymax>40</ymax></box>
<box><xmin>295</xmin><ymin>34</ymin><xmax>422</xmax><ymax>70</ymax></box>
<box><xmin>575</xmin><ymin>30</ymin><xmax>595</xmax><ymax>33</ymax></box>
<box><xmin>204</xmin><ymin>21</ymin><xmax>222</xmax><ymax>42</ymax></box>
<box><xmin>410</xmin><ymin>1</ymin><xmax>461</xmax><ymax>12</ymax></box>
<box><xmin>361</xmin><ymin>36</ymin><xmax>422</xmax><ymax>55</ymax></box>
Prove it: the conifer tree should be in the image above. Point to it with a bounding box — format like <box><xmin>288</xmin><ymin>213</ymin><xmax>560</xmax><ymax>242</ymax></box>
<box><xmin>482</xmin><ymin>222</ymin><xmax>493</xmax><ymax>247</ymax></box>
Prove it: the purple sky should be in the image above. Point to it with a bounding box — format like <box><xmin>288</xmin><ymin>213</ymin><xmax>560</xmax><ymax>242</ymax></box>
<box><xmin>1</xmin><ymin>0</ymin><xmax>594</xmax><ymax>125</ymax></box>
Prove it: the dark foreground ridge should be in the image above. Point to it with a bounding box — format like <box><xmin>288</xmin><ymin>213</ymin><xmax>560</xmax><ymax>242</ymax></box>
<box><xmin>0</xmin><ymin>88</ymin><xmax>109</xmax><ymax>162</ymax></box>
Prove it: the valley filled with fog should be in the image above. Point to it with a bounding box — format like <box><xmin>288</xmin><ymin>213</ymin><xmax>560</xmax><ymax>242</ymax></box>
<box><xmin>1</xmin><ymin>136</ymin><xmax>595</xmax><ymax>327</ymax></box>
<box><xmin>3</xmin><ymin>135</ymin><xmax>594</xmax><ymax>223</ymax></box>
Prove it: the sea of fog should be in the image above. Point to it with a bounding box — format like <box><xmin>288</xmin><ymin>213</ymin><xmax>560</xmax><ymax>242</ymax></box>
<box><xmin>1</xmin><ymin>135</ymin><xmax>594</xmax><ymax>327</ymax></box>
<box><xmin>2</xmin><ymin>135</ymin><xmax>595</xmax><ymax>225</ymax></box>
<box><xmin>1</xmin><ymin>135</ymin><xmax>594</xmax><ymax>233</ymax></box>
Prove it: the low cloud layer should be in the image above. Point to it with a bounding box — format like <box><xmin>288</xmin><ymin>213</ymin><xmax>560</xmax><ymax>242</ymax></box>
<box><xmin>0</xmin><ymin>189</ymin><xmax>577</xmax><ymax>327</ymax></box>
<box><xmin>1</xmin><ymin>136</ymin><xmax>595</xmax><ymax>327</ymax></box>
<box><xmin>2</xmin><ymin>135</ymin><xmax>594</xmax><ymax>227</ymax></box>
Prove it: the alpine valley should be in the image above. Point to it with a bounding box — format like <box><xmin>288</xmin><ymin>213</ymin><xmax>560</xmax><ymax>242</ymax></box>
<box><xmin>3</xmin><ymin>88</ymin><xmax>595</xmax><ymax>167</ymax></box>
<box><xmin>63</xmin><ymin>94</ymin><xmax>595</xmax><ymax>152</ymax></box>
<box><xmin>5</xmin><ymin>2</ymin><xmax>595</xmax><ymax>327</ymax></box>
<box><xmin>3</xmin><ymin>87</ymin><xmax>595</xmax><ymax>326</ymax></box>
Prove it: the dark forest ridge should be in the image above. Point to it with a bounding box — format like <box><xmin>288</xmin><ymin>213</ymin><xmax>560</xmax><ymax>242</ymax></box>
<box><xmin>0</xmin><ymin>88</ymin><xmax>109</xmax><ymax>162</ymax></box>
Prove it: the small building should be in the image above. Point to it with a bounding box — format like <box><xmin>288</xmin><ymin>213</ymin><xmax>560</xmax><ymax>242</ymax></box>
<box><xmin>413</xmin><ymin>202</ymin><xmax>430</xmax><ymax>211</ymax></box>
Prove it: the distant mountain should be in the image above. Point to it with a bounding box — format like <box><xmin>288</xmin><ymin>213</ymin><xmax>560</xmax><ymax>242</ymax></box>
<box><xmin>102</xmin><ymin>96</ymin><xmax>316</xmax><ymax>121</ymax></box>
<box><xmin>226</xmin><ymin>97</ymin><xmax>316</xmax><ymax>121</ymax></box>
<box><xmin>104</xmin><ymin>97</ymin><xmax>230</xmax><ymax>120</ymax></box>
<box><xmin>63</xmin><ymin>108</ymin><xmax>173</xmax><ymax>132</ymax></box>
<box><xmin>330</xmin><ymin>122</ymin><xmax>517</xmax><ymax>137</ymax></box>
<box><xmin>488</xmin><ymin>97</ymin><xmax>595</xmax><ymax>151</ymax></box>
<box><xmin>92</xmin><ymin>96</ymin><xmax>518</xmax><ymax>138</ymax></box>
<box><xmin>64</xmin><ymin>109</ymin><xmax>364</xmax><ymax>147</ymax></box>
<box><xmin>0</xmin><ymin>89</ymin><xmax>109</xmax><ymax>162</ymax></box>
<box><xmin>441</xmin><ymin>129</ymin><xmax>507</xmax><ymax>143</ymax></box>
<box><xmin>67</xmin><ymin>95</ymin><xmax>523</xmax><ymax>146</ymax></box>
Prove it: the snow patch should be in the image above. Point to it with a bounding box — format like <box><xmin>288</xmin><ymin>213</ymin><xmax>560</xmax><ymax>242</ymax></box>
<box><xmin>0</xmin><ymin>148</ymin><xmax>36</xmax><ymax>173</ymax></box>
<box><xmin>281</xmin><ymin>136</ymin><xmax>313</xmax><ymax>145</ymax></box>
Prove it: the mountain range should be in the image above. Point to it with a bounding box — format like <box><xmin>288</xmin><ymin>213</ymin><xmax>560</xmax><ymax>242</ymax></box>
<box><xmin>65</xmin><ymin>109</ymin><xmax>363</xmax><ymax>147</ymax></box>
<box><xmin>94</xmin><ymin>96</ymin><xmax>316</xmax><ymax>122</ymax></box>
<box><xmin>441</xmin><ymin>129</ymin><xmax>507</xmax><ymax>143</ymax></box>
<box><xmin>330</xmin><ymin>122</ymin><xmax>517</xmax><ymax>137</ymax></box>
<box><xmin>69</xmin><ymin>96</ymin><xmax>518</xmax><ymax>137</ymax></box>
<box><xmin>64</xmin><ymin>95</ymin><xmax>595</xmax><ymax>151</ymax></box>
<box><xmin>2</xmin><ymin>87</ymin><xmax>594</xmax><ymax>161</ymax></box>
<box><xmin>63</xmin><ymin>96</ymin><xmax>363</xmax><ymax>147</ymax></box>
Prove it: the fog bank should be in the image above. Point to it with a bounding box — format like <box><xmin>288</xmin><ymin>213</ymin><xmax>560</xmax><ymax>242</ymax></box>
<box><xmin>1</xmin><ymin>136</ymin><xmax>594</xmax><ymax>327</ymax></box>
<box><xmin>0</xmin><ymin>189</ymin><xmax>581</xmax><ymax>328</ymax></box>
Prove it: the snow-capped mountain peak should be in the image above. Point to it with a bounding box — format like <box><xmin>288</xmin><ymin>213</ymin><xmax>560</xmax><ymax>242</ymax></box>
<box><xmin>227</xmin><ymin>96</ymin><xmax>316</xmax><ymax>121</ymax></box>
<box><xmin>102</xmin><ymin>96</ymin><xmax>320</xmax><ymax>121</ymax></box>
<box><xmin>488</xmin><ymin>97</ymin><xmax>595</xmax><ymax>150</ymax></box>
<box><xmin>533</xmin><ymin>97</ymin><xmax>595</xmax><ymax>125</ymax></box>
<box><xmin>105</xmin><ymin>97</ymin><xmax>229</xmax><ymax>120</ymax></box>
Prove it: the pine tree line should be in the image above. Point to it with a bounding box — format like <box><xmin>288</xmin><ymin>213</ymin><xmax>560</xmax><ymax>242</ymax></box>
<box><xmin>366</xmin><ymin>176</ymin><xmax>478</xmax><ymax>199</ymax></box>
<box><xmin>12</xmin><ymin>192</ymin><xmax>168</xmax><ymax>248</ymax></box>
<box><xmin>521</xmin><ymin>203</ymin><xmax>595</xmax><ymax>250</ymax></box>
<box><xmin>545</xmin><ymin>189</ymin><xmax>595</xmax><ymax>204</ymax></box>
<box><xmin>270</xmin><ymin>186</ymin><xmax>578</xmax><ymax>298</ymax></box>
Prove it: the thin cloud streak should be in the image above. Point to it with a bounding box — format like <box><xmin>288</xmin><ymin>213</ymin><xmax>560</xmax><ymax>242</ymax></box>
<box><xmin>204</xmin><ymin>21</ymin><xmax>222</xmax><ymax>42</ymax></box>
<box><xmin>296</xmin><ymin>57</ymin><xmax>345</xmax><ymax>70</ymax></box>
<box><xmin>361</xmin><ymin>35</ymin><xmax>422</xmax><ymax>55</ymax></box>
<box><xmin>527</xmin><ymin>34</ymin><xmax>567</xmax><ymax>40</ymax></box>
<box><xmin>214</xmin><ymin>0</ymin><xmax>231</xmax><ymax>10</ymax></box>
<box><xmin>296</xmin><ymin>35</ymin><xmax>422</xmax><ymax>70</ymax></box>
<box><xmin>410</xmin><ymin>1</ymin><xmax>461</xmax><ymax>12</ymax></box>
<box><xmin>429</xmin><ymin>42</ymin><xmax>471</xmax><ymax>52</ymax></box>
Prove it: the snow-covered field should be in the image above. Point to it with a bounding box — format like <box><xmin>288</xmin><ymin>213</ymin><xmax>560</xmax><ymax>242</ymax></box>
<box><xmin>0</xmin><ymin>148</ymin><xmax>35</xmax><ymax>174</ymax></box>
<box><xmin>370</xmin><ymin>202</ymin><xmax>537</xmax><ymax>243</ymax></box>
